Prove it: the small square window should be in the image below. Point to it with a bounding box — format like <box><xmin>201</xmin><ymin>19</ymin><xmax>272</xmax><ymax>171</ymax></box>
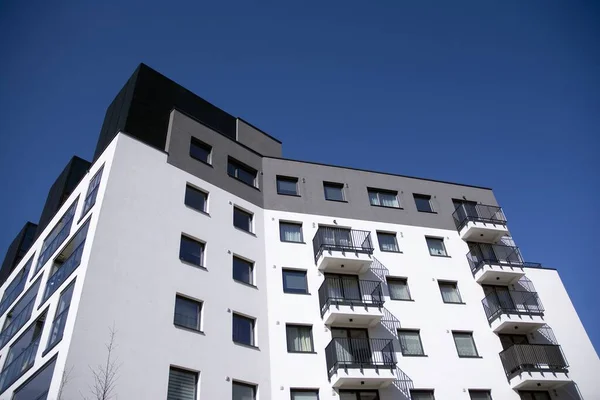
<box><xmin>174</xmin><ymin>295</ymin><xmax>202</xmax><ymax>331</ymax></box>
<box><xmin>282</xmin><ymin>269</ymin><xmax>308</xmax><ymax>294</ymax></box>
<box><xmin>368</xmin><ymin>188</ymin><xmax>400</xmax><ymax>208</ymax></box>
<box><xmin>185</xmin><ymin>185</ymin><xmax>208</xmax><ymax>213</ymax></box>
<box><xmin>233</xmin><ymin>256</ymin><xmax>254</xmax><ymax>286</ymax></box>
<box><xmin>469</xmin><ymin>390</ymin><xmax>492</xmax><ymax>400</ymax></box>
<box><xmin>179</xmin><ymin>235</ymin><xmax>205</xmax><ymax>267</ymax></box>
<box><xmin>386</xmin><ymin>277</ymin><xmax>411</xmax><ymax>300</ymax></box>
<box><xmin>452</xmin><ymin>332</ymin><xmax>479</xmax><ymax>357</ymax></box>
<box><xmin>232</xmin><ymin>313</ymin><xmax>255</xmax><ymax>347</ymax></box>
<box><xmin>410</xmin><ymin>390</ymin><xmax>435</xmax><ymax>400</ymax></box>
<box><xmin>290</xmin><ymin>389</ymin><xmax>319</xmax><ymax>400</ymax></box>
<box><xmin>398</xmin><ymin>330</ymin><xmax>425</xmax><ymax>356</ymax></box>
<box><xmin>233</xmin><ymin>207</ymin><xmax>253</xmax><ymax>233</ymax></box>
<box><xmin>280</xmin><ymin>222</ymin><xmax>303</xmax><ymax>243</ymax></box>
<box><xmin>190</xmin><ymin>137</ymin><xmax>212</xmax><ymax>164</ymax></box>
<box><xmin>233</xmin><ymin>381</ymin><xmax>256</xmax><ymax>400</ymax></box>
<box><xmin>377</xmin><ymin>232</ymin><xmax>400</xmax><ymax>252</ymax></box>
<box><xmin>286</xmin><ymin>324</ymin><xmax>314</xmax><ymax>352</ymax></box>
<box><xmin>426</xmin><ymin>237</ymin><xmax>447</xmax><ymax>256</ymax></box>
<box><xmin>323</xmin><ymin>182</ymin><xmax>345</xmax><ymax>202</ymax></box>
<box><xmin>414</xmin><ymin>194</ymin><xmax>434</xmax><ymax>213</ymax></box>
<box><xmin>228</xmin><ymin>158</ymin><xmax>258</xmax><ymax>188</ymax></box>
<box><xmin>167</xmin><ymin>367</ymin><xmax>198</xmax><ymax>400</ymax></box>
<box><xmin>439</xmin><ymin>281</ymin><xmax>462</xmax><ymax>304</ymax></box>
<box><xmin>277</xmin><ymin>176</ymin><xmax>299</xmax><ymax>196</ymax></box>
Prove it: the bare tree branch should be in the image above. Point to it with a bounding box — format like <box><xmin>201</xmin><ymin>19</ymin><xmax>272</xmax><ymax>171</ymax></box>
<box><xmin>82</xmin><ymin>324</ymin><xmax>120</xmax><ymax>400</ymax></box>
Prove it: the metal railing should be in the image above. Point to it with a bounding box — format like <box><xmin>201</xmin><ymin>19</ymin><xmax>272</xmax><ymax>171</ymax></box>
<box><xmin>325</xmin><ymin>338</ymin><xmax>396</xmax><ymax>379</ymax></box>
<box><xmin>452</xmin><ymin>203</ymin><xmax>507</xmax><ymax>231</ymax></box>
<box><xmin>313</xmin><ymin>227</ymin><xmax>374</xmax><ymax>264</ymax></box>
<box><xmin>43</xmin><ymin>241</ymin><xmax>85</xmax><ymax>302</ymax></box>
<box><xmin>0</xmin><ymin>335</ymin><xmax>40</xmax><ymax>392</ymax></box>
<box><xmin>499</xmin><ymin>344</ymin><xmax>568</xmax><ymax>379</ymax></box>
<box><xmin>318</xmin><ymin>277</ymin><xmax>384</xmax><ymax>317</ymax></box>
<box><xmin>0</xmin><ymin>297</ymin><xmax>36</xmax><ymax>349</ymax></box>
<box><xmin>466</xmin><ymin>243</ymin><xmax>542</xmax><ymax>275</ymax></box>
<box><xmin>482</xmin><ymin>290</ymin><xmax>544</xmax><ymax>323</ymax></box>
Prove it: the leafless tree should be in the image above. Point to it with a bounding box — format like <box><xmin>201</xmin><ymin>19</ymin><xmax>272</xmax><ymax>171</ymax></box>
<box><xmin>82</xmin><ymin>325</ymin><xmax>120</xmax><ymax>400</ymax></box>
<box><xmin>56</xmin><ymin>365</ymin><xmax>74</xmax><ymax>400</ymax></box>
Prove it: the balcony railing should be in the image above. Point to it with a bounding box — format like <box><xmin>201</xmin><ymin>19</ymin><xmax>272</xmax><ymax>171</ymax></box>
<box><xmin>313</xmin><ymin>227</ymin><xmax>374</xmax><ymax>264</ymax></box>
<box><xmin>482</xmin><ymin>290</ymin><xmax>544</xmax><ymax>323</ymax></box>
<box><xmin>452</xmin><ymin>203</ymin><xmax>507</xmax><ymax>231</ymax></box>
<box><xmin>0</xmin><ymin>297</ymin><xmax>36</xmax><ymax>349</ymax></box>
<box><xmin>0</xmin><ymin>335</ymin><xmax>40</xmax><ymax>392</ymax></box>
<box><xmin>318</xmin><ymin>277</ymin><xmax>384</xmax><ymax>317</ymax></box>
<box><xmin>499</xmin><ymin>344</ymin><xmax>568</xmax><ymax>379</ymax></box>
<box><xmin>43</xmin><ymin>241</ymin><xmax>85</xmax><ymax>302</ymax></box>
<box><xmin>325</xmin><ymin>338</ymin><xmax>396</xmax><ymax>379</ymax></box>
<box><xmin>466</xmin><ymin>244</ymin><xmax>541</xmax><ymax>275</ymax></box>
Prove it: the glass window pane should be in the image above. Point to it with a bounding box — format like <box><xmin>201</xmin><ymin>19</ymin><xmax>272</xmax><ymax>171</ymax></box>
<box><xmin>190</xmin><ymin>138</ymin><xmax>211</xmax><ymax>164</ymax></box>
<box><xmin>440</xmin><ymin>283</ymin><xmax>461</xmax><ymax>303</ymax></box>
<box><xmin>453</xmin><ymin>333</ymin><xmax>478</xmax><ymax>357</ymax></box>
<box><xmin>174</xmin><ymin>296</ymin><xmax>201</xmax><ymax>331</ymax></box>
<box><xmin>426</xmin><ymin>238</ymin><xmax>447</xmax><ymax>256</ymax></box>
<box><xmin>12</xmin><ymin>357</ymin><xmax>56</xmax><ymax>400</ymax></box>
<box><xmin>387</xmin><ymin>279</ymin><xmax>410</xmax><ymax>300</ymax></box>
<box><xmin>286</xmin><ymin>325</ymin><xmax>313</xmax><ymax>352</ymax></box>
<box><xmin>179</xmin><ymin>236</ymin><xmax>203</xmax><ymax>266</ymax></box>
<box><xmin>233</xmin><ymin>314</ymin><xmax>254</xmax><ymax>346</ymax></box>
<box><xmin>469</xmin><ymin>390</ymin><xmax>491</xmax><ymax>400</ymax></box>
<box><xmin>280</xmin><ymin>223</ymin><xmax>303</xmax><ymax>242</ymax></box>
<box><xmin>282</xmin><ymin>270</ymin><xmax>308</xmax><ymax>294</ymax></box>
<box><xmin>324</xmin><ymin>183</ymin><xmax>344</xmax><ymax>201</ymax></box>
<box><xmin>233</xmin><ymin>257</ymin><xmax>253</xmax><ymax>285</ymax></box>
<box><xmin>378</xmin><ymin>233</ymin><xmax>399</xmax><ymax>252</ymax></box>
<box><xmin>277</xmin><ymin>177</ymin><xmax>298</xmax><ymax>195</ymax></box>
<box><xmin>368</xmin><ymin>191</ymin><xmax>380</xmax><ymax>206</ymax></box>
<box><xmin>167</xmin><ymin>367</ymin><xmax>197</xmax><ymax>400</ymax></box>
<box><xmin>411</xmin><ymin>391</ymin><xmax>435</xmax><ymax>400</ymax></box>
<box><xmin>291</xmin><ymin>390</ymin><xmax>319</xmax><ymax>400</ymax></box>
<box><xmin>398</xmin><ymin>331</ymin><xmax>424</xmax><ymax>355</ymax></box>
<box><xmin>185</xmin><ymin>186</ymin><xmax>207</xmax><ymax>213</ymax></box>
<box><xmin>414</xmin><ymin>195</ymin><xmax>433</xmax><ymax>212</ymax></box>
<box><xmin>234</xmin><ymin>208</ymin><xmax>252</xmax><ymax>232</ymax></box>
<box><xmin>233</xmin><ymin>382</ymin><xmax>256</xmax><ymax>400</ymax></box>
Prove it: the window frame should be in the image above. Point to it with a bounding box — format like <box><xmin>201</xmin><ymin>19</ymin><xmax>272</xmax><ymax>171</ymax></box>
<box><xmin>232</xmin><ymin>381</ymin><xmax>257</xmax><ymax>400</ymax></box>
<box><xmin>410</xmin><ymin>390</ymin><xmax>436</xmax><ymax>400</ymax></box>
<box><xmin>377</xmin><ymin>231</ymin><xmax>400</xmax><ymax>253</ymax></box>
<box><xmin>290</xmin><ymin>389</ymin><xmax>319</xmax><ymax>400</ymax></box>
<box><xmin>323</xmin><ymin>182</ymin><xmax>346</xmax><ymax>202</ymax></box>
<box><xmin>228</xmin><ymin>157</ymin><xmax>258</xmax><ymax>189</ymax></box>
<box><xmin>167</xmin><ymin>366</ymin><xmax>198</xmax><ymax>400</ymax></box>
<box><xmin>232</xmin><ymin>312</ymin><xmax>256</xmax><ymax>347</ymax></box>
<box><xmin>173</xmin><ymin>295</ymin><xmax>203</xmax><ymax>333</ymax></box>
<box><xmin>189</xmin><ymin>137</ymin><xmax>212</xmax><ymax>165</ymax></box>
<box><xmin>44</xmin><ymin>279</ymin><xmax>76</xmax><ymax>353</ymax></box>
<box><xmin>426</xmin><ymin>237</ymin><xmax>448</xmax><ymax>257</ymax></box>
<box><xmin>452</xmin><ymin>331</ymin><xmax>480</xmax><ymax>358</ymax></box>
<box><xmin>397</xmin><ymin>329</ymin><xmax>426</xmax><ymax>357</ymax></box>
<box><xmin>184</xmin><ymin>184</ymin><xmax>209</xmax><ymax>214</ymax></box>
<box><xmin>233</xmin><ymin>255</ymin><xmax>255</xmax><ymax>287</ymax></box>
<box><xmin>233</xmin><ymin>206</ymin><xmax>254</xmax><ymax>234</ymax></box>
<box><xmin>285</xmin><ymin>324</ymin><xmax>315</xmax><ymax>353</ymax></box>
<box><xmin>282</xmin><ymin>269</ymin><xmax>309</xmax><ymax>295</ymax></box>
<box><xmin>367</xmin><ymin>187</ymin><xmax>401</xmax><ymax>209</ymax></box>
<box><xmin>386</xmin><ymin>277</ymin><xmax>412</xmax><ymax>301</ymax></box>
<box><xmin>413</xmin><ymin>194</ymin><xmax>435</xmax><ymax>213</ymax></box>
<box><xmin>468</xmin><ymin>390</ymin><xmax>492</xmax><ymax>400</ymax></box>
<box><xmin>276</xmin><ymin>176</ymin><xmax>299</xmax><ymax>196</ymax></box>
<box><xmin>179</xmin><ymin>235</ymin><xmax>205</xmax><ymax>268</ymax></box>
<box><xmin>279</xmin><ymin>221</ymin><xmax>304</xmax><ymax>243</ymax></box>
<box><xmin>81</xmin><ymin>165</ymin><xmax>104</xmax><ymax>219</ymax></box>
<box><xmin>438</xmin><ymin>281</ymin><xmax>464</xmax><ymax>304</ymax></box>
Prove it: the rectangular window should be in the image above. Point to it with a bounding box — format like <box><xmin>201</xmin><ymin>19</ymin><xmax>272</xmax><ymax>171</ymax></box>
<box><xmin>291</xmin><ymin>389</ymin><xmax>319</xmax><ymax>400</ymax></box>
<box><xmin>469</xmin><ymin>390</ymin><xmax>492</xmax><ymax>400</ymax></box>
<box><xmin>190</xmin><ymin>137</ymin><xmax>212</xmax><ymax>165</ymax></box>
<box><xmin>36</xmin><ymin>200</ymin><xmax>78</xmax><ymax>273</ymax></box>
<box><xmin>81</xmin><ymin>165</ymin><xmax>104</xmax><ymax>217</ymax></box>
<box><xmin>46</xmin><ymin>280</ymin><xmax>76</xmax><ymax>350</ymax></box>
<box><xmin>167</xmin><ymin>367</ymin><xmax>198</xmax><ymax>400</ymax></box>
<box><xmin>426</xmin><ymin>237</ymin><xmax>447</xmax><ymax>256</ymax></box>
<box><xmin>411</xmin><ymin>390</ymin><xmax>435</xmax><ymax>400</ymax></box>
<box><xmin>439</xmin><ymin>282</ymin><xmax>462</xmax><ymax>304</ymax></box>
<box><xmin>228</xmin><ymin>158</ymin><xmax>257</xmax><ymax>187</ymax></box>
<box><xmin>398</xmin><ymin>330</ymin><xmax>425</xmax><ymax>356</ymax></box>
<box><xmin>185</xmin><ymin>185</ymin><xmax>208</xmax><ymax>213</ymax></box>
<box><xmin>179</xmin><ymin>236</ymin><xmax>205</xmax><ymax>267</ymax></box>
<box><xmin>453</xmin><ymin>332</ymin><xmax>479</xmax><ymax>357</ymax></box>
<box><xmin>413</xmin><ymin>194</ymin><xmax>434</xmax><ymax>213</ymax></box>
<box><xmin>0</xmin><ymin>257</ymin><xmax>33</xmax><ymax>317</ymax></box>
<box><xmin>276</xmin><ymin>176</ymin><xmax>299</xmax><ymax>196</ymax></box>
<box><xmin>232</xmin><ymin>313</ymin><xmax>255</xmax><ymax>347</ymax></box>
<box><xmin>174</xmin><ymin>295</ymin><xmax>202</xmax><ymax>332</ymax></box>
<box><xmin>279</xmin><ymin>222</ymin><xmax>303</xmax><ymax>243</ymax></box>
<box><xmin>0</xmin><ymin>278</ymin><xmax>41</xmax><ymax>349</ymax></box>
<box><xmin>386</xmin><ymin>277</ymin><xmax>411</xmax><ymax>300</ymax></box>
<box><xmin>286</xmin><ymin>325</ymin><xmax>314</xmax><ymax>353</ymax></box>
<box><xmin>12</xmin><ymin>356</ymin><xmax>56</xmax><ymax>400</ymax></box>
<box><xmin>377</xmin><ymin>232</ymin><xmax>400</xmax><ymax>252</ymax></box>
<box><xmin>323</xmin><ymin>182</ymin><xmax>345</xmax><ymax>202</ymax></box>
<box><xmin>368</xmin><ymin>188</ymin><xmax>400</xmax><ymax>208</ymax></box>
<box><xmin>282</xmin><ymin>269</ymin><xmax>308</xmax><ymax>294</ymax></box>
<box><xmin>233</xmin><ymin>256</ymin><xmax>254</xmax><ymax>286</ymax></box>
<box><xmin>232</xmin><ymin>381</ymin><xmax>256</xmax><ymax>400</ymax></box>
<box><xmin>233</xmin><ymin>207</ymin><xmax>253</xmax><ymax>233</ymax></box>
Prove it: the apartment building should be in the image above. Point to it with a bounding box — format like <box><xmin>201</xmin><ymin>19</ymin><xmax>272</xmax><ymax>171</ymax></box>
<box><xmin>0</xmin><ymin>64</ymin><xmax>597</xmax><ymax>400</ymax></box>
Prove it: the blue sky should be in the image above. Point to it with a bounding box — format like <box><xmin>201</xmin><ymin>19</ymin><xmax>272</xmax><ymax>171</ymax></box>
<box><xmin>0</xmin><ymin>1</ymin><xmax>598</xmax><ymax>350</ymax></box>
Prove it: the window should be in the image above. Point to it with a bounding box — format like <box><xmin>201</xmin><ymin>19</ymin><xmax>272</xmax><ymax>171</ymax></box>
<box><xmin>323</xmin><ymin>182</ymin><xmax>345</xmax><ymax>202</ymax></box>
<box><xmin>280</xmin><ymin>222</ymin><xmax>303</xmax><ymax>243</ymax></box>
<box><xmin>12</xmin><ymin>357</ymin><xmax>56</xmax><ymax>400</ymax></box>
<box><xmin>36</xmin><ymin>200</ymin><xmax>78</xmax><ymax>273</ymax></box>
<box><xmin>291</xmin><ymin>389</ymin><xmax>319</xmax><ymax>400</ymax></box>
<box><xmin>277</xmin><ymin>176</ymin><xmax>299</xmax><ymax>196</ymax></box>
<box><xmin>233</xmin><ymin>256</ymin><xmax>254</xmax><ymax>286</ymax></box>
<box><xmin>368</xmin><ymin>188</ymin><xmax>400</xmax><ymax>208</ymax></box>
<box><xmin>453</xmin><ymin>332</ymin><xmax>479</xmax><ymax>357</ymax></box>
<box><xmin>339</xmin><ymin>391</ymin><xmax>380</xmax><ymax>400</ymax></box>
<box><xmin>167</xmin><ymin>367</ymin><xmax>198</xmax><ymax>400</ymax></box>
<box><xmin>282</xmin><ymin>269</ymin><xmax>308</xmax><ymax>294</ymax></box>
<box><xmin>413</xmin><ymin>194</ymin><xmax>434</xmax><ymax>213</ymax></box>
<box><xmin>174</xmin><ymin>296</ymin><xmax>202</xmax><ymax>332</ymax></box>
<box><xmin>398</xmin><ymin>330</ymin><xmax>425</xmax><ymax>356</ymax></box>
<box><xmin>233</xmin><ymin>313</ymin><xmax>255</xmax><ymax>347</ymax></box>
<box><xmin>228</xmin><ymin>158</ymin><xmax>257</xmax><ymax>187</ymax></box>
<box><xmin>386</xmin><ymin>277</ymin><xmax>411</xmax><ymax>300</ymax></box>
<box><xmin>233</xmin><ymin>207</ymin><xmax>253</xmax><ymax>233</ymax></box>
<box><xmin>179</xmin><ymin>236</ymin><xmax>204</xmax><ymax>267</ymax></box>
<box><xmin>377</xmin><ymin>232</ymin><xmax>399</xmax><ymax>252</ymax></box>
<box><xmin>426</xmin><ymin>237</ymin><xmax>447</xmax><ymax>256</ymax></box>
<box><xmin>518</xmin><ymin>391</ymin><xmax>551</xmax><ymax>400</ymax></box>
<box><xmin>1</xmin><ymin>278</ymin><xmax>41</xmax><ymax>348</ymax></box>
<box><xmin>410</xmin><ymin>390</ymin><xmax>435</xmax><ymax>400</ymax></box>
<box><xmin>0</xmin><ymin>256</ymin><xmax>33</xmax><ymax>316</ymax></box>
<box><xmin>185</xmin><ymin>185</ymin><xmax>208</xmax><ymax>213</ymax></box>
<box><xmin>232</xmin><ymin>381</ymin><xmax>256</xmax><ymax>400</ymax></box>
<box><xmin>81</xmin><ymin>165</ymin><xmax>104</xmax><ymax>217</ymax></box>
<box><xmin>469</xmin><ymin>390</ymin><xmax>492</xmax><ymax>400</ymax></box>
<box><xmin>190</xmin><ymin>137</ymin><xmax>212</xmax><ymax>164</ymax></box>
<box><xmin>439</xmin><ymin>282</ymin><xmax>462</xmax><ymax>304</ymax></box>
<box><xmin>286</xmin><ymin>324</ymin><xmax>314</xmax><ymax>352</ymax></box>
<box><xmin>46</xmin><ymin>280</ymin><xmax>76</xmax><ymax>350</ymax></box>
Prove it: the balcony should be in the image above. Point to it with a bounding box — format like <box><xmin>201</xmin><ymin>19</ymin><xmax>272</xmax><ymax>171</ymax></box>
<box><xmin>499</xmin><ymin>344</ymin><xmax>571</xmax><ymax>390</ymax></box>
<box><xmin>467</xmin><ymin>244</ymin><xmax>541</xmax><ymax>284</ymax></box>
<box><xmin>313</xmin><ymin>227</ymin><xmax>374</xmax><ymax>273</ymax></box>
<box><xmin>325</xmin><ymin>338</ymin><xmax>396</xmax><ymax>388</ymax></box>
<box><xmin>482</xmin><ymin>290</ymin><xmax>545</xmax><ymax>333</ymax></box>
<box><xmin>318</xmin><ymin>277</ymin><xmax>384</xmax><ymax>326</ymax></box>
<box><xmin>453</xmin><ymin>203</ymin><xmax>508</xmax><ymax>242</ymax></box>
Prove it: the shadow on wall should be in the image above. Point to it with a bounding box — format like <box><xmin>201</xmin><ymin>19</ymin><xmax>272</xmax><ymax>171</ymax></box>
<box><xmin>554</xmin><ymin>382</ymin><xmax>584</xmax><ymax>400</ymax></box>
<box><xmin>369</xmin><ymin>257</ymin><xmax>390</xmax><ymax>282</ymax></box>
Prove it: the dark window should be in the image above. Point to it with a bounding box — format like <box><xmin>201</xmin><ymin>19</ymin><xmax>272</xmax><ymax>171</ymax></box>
<box><xmin>439</xmin><ymin>282</ymin><xmax>462</xmax><ymax>304</ymax></box>
<box><xmin>410</xmin><ymin>390</ymin><xmax>435</xmax><ymax>400</ymax></box>
<box><xmin>280</xmin><ymin>222</ymin><xmax>303</xmax><ymax>243</ymax></box>
<box><xmin>46</xmin><ymin>280</ymin><xmax>76</xmax><ymax>350</ymax></box>
<box><xmin>233</xmin><ymin>207</ymin><xmax>253</xmax><ymax>233</ymax></box>
<box><xmin>426</xmin><ymin>237</ymin><xmax>447</xmax><ymax>256</ymax></box>
<box><xmin>0</xmin><ymin>256</ymin><xmax>33</xmax><ymax>316</ymax></box>
<box><xmin>233</xmin><ymin>381</ymin><xmax>256</xmax><ymax>400</ymax></box>
<box><xmin>282</xmin><ymin>270</ymin><xmax>308</xmax><ymax>294</ymax></box>
<box><xmin>232</xmin><ymin>313</ymin><xmax>255</xmax><ymax>346</ymax></box>
<box><xmin>323</xmin><ymin>182</ymin><xmax>345</xmax><ymax>202</ymax></box>
<box><xmin>387</xmin><ymin>277</ymin><xmax>411</xmax><ymax>300</ymax></box>
<box><xmin>228</xmin><ymin>158</ymin><xmax>257</xmax><ymax>187</ymax></box>
<box><xmin>413</xmin><ymin>194</ymin><xmax>434</xmax><ymax>213</ymax></box>
<box><xmin>179</xmin><ymin>236</ymin><xmax>204</xmax><ymax>267</ymax></box>
<box><xmin>190</xmin><ymin>138</ymin><xmax>212</xmax><ymax>164</ymax></box>
<box><xmin>277</xmin><ymin>176</ymin><xmax>299</xmax><ymax>196</ymax></box>
<box><xmin>1</xmin><ymin>278</ymin><xmax>42</xmax><ymax>348</ymax></box>
<box><xmin>233</xmin><ymin>256</ymin><xmax>254</xmax><ymax>286</ymax></box>
<box><xmin>286</xmin><ymin>325</ymin><xmax>314</xmax><ymax>352</ymax></box>
<box><xmin>185</xmin><ymin>185</ymin><xmax>208</xmax><ymax>213</ymax></box>
<box><xmin>368</xmin><ymin>188</ymin><xmax>400</xmax><ymax>208</ymax></box>
<box><xmin>167</xmin><ymin>367</ymin><xmax>198</xmax><ymax>400</ymax></box>
<box><xmin>291</xmin><ymin>389</ymin><xmax>319</xmax><ymax>400</ymax></box>
<box><xmin>339</xmin><ymin>390</ymin><xmax>381</xmax><ymax>400</ymax></box>
<box><xmin>453</xmin><ymin>332</ymin><xmax>479</xmax><ymax>357</ymax></box>
<box><xmin>36</xmin><ymin>200</ymin><xmax>78</xmax><ymax>273</ymax></box>
<box><xmin>12</xmin><ymin>357</ymin><xmax>56</xmax><ymax>400</ymax></box>
<box><xmin>518</xmin><ymin>391</ymin><xmax>551</xmax><ymax>400</ymax></box>
<box><xmin>469</xmin><ymin>390</ymin><xmax>492</xmax><ymax>400</ymax></box>
<box><xmin>398</xmin><ymin>330</ymin><xmax>425</xmax><ymax>356</ymax></box>
<box><xmin>174</xmin><ymin>296</ymin><xmax>202</xmax><ymax>331</ymax></box>
<box><xmin>377</xmin><ymin>232</ymin><xmax>399</xmax><ymax>252</ymax></box>
<box><xmin>81</xmin><ymin>165</ymin><xmax>104</xmax><ymax>217</ymax></box>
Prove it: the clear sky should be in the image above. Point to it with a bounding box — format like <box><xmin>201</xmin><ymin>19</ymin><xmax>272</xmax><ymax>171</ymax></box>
<box><xmin>0</xmin><ymin>1</ymin><xmax>598</xmax><ymax>351</ymax></box>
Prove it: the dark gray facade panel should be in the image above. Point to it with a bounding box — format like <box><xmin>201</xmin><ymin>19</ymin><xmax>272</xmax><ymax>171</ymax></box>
<box><xmin>0</xmin><ymin>222</ymin><xmax>37</xmax><ymax>286</ymax></box>
<box><xmin>236</xmin><ymin>119</ymin><xmax>282</xmax><ymax>158</ymax></box>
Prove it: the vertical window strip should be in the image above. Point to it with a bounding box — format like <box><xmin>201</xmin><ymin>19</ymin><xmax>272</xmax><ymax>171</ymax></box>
<box><xmin>81</xmin><ymin>166</ymin><xmax>104</xmax><ymax>217</ymax></box>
